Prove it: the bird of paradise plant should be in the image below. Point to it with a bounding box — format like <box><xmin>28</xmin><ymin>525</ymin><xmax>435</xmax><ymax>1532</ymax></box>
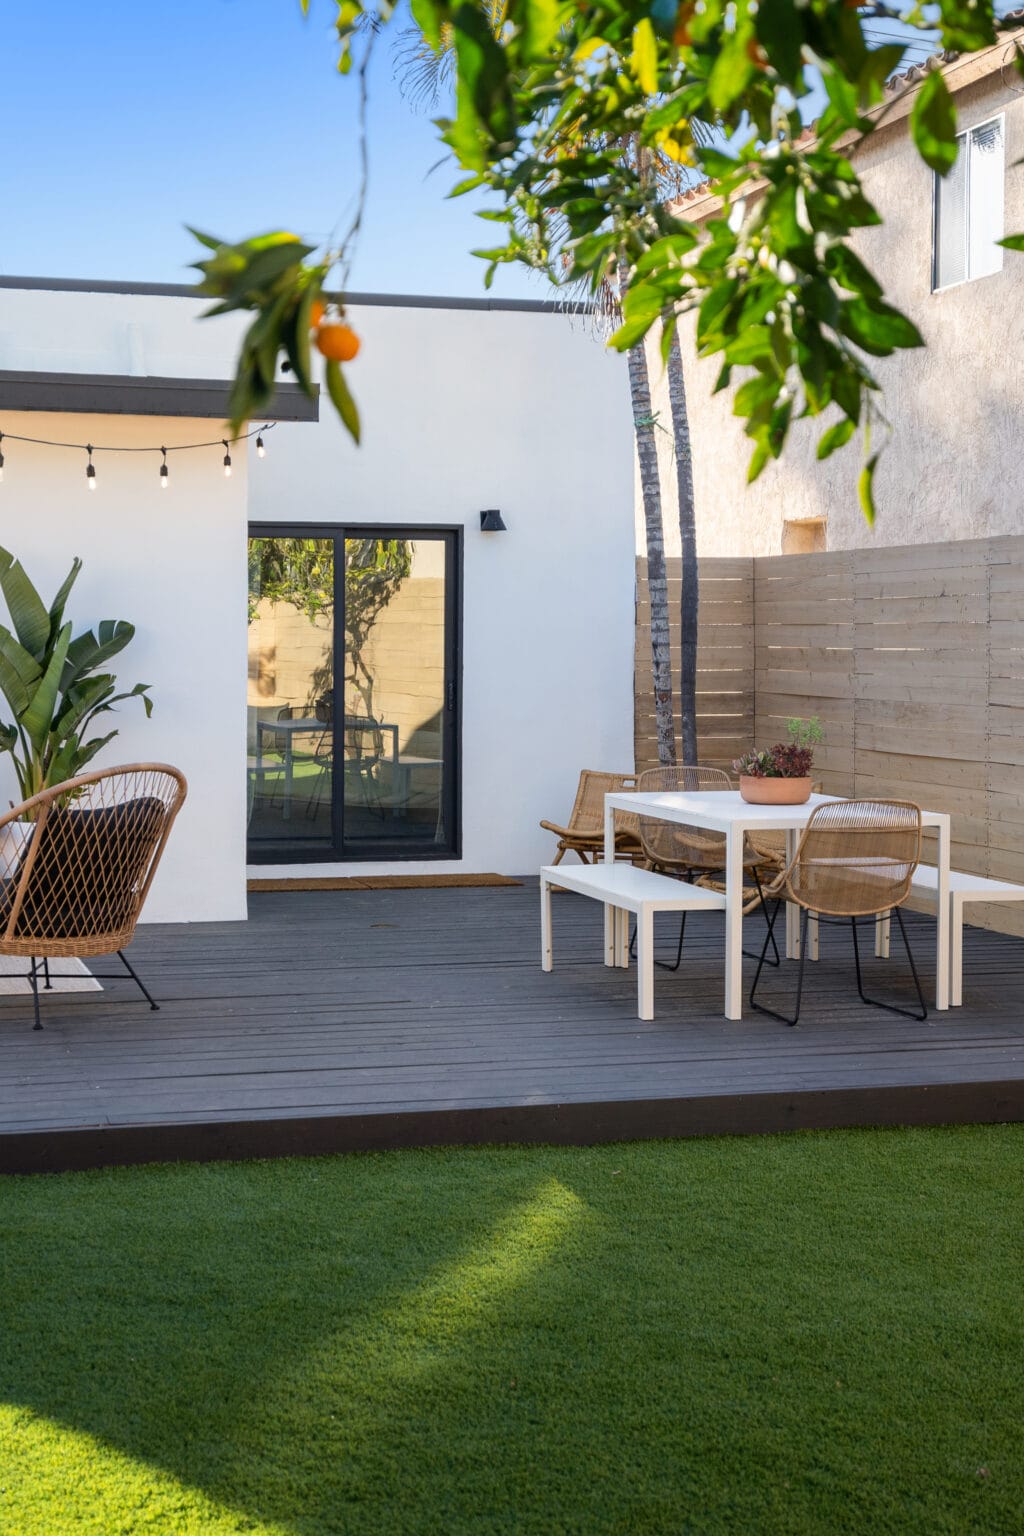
<box><xmin>0</xmin><ymin>547</ymin><xmax>152</xmax><ymax>811</ymax></box>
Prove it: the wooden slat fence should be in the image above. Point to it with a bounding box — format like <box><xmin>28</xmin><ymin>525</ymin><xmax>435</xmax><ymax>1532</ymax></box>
<box><xmin>635</xmin><ymin>536</ymin><xmax>1024</xmax><ymax>936</ymax></box>
<box><xmin>635</xmin><ymin>556</ymin><xmax>754</xmax><ymax>774</ymax></box>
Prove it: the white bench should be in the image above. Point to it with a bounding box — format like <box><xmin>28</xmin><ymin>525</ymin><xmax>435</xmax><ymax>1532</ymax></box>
<box><xmin>540</xmin><ymin>862</ymin><xmax>726</xmax><ymax>1021</ymax></box>
<box><xmin>875</xmin><ymin>865</ymin><xmax>1024</xmax><ymax>1006</ymax></box>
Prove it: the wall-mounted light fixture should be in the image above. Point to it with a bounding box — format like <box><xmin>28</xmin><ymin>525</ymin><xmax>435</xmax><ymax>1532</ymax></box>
<box><xmin>479</xmin><ymin>509</ymin><xmax>507</xmax><ymax>532</ymax></box>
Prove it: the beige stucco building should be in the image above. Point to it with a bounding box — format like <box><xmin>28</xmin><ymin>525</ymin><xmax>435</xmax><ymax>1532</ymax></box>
<box><xmin>643</xmin><ymin>32</ymin><xmax>1024</xmax><ymax>558</ymax></box>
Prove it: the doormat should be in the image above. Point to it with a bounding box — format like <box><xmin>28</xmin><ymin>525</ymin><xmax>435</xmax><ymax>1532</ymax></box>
<box><xmin>247</xmin><ymin>873</ymin><xmax>523</xmax><ymax>892</ymax></box>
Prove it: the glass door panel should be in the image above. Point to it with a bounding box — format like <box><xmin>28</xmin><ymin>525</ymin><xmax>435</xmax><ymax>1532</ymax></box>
<box><xmin>341</xmin><ymin>535</ymin><xmax>449</xmax><ymax>854</ymax></box>
<box><xmin>247</xmin><ymin>526</ymin><xmax>459</xmax><ymax>863</ymax></box>
<box><xmin>247</xmin><ymin>537</ymin><xmax>335</xmax><ymax>855</ymax></box>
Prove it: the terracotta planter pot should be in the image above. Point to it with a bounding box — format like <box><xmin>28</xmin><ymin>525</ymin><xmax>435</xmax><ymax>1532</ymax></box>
<box><xmin>738</xmin><ymin>775</ymin><xmax>812</xmax><ymax>806</ymax></box>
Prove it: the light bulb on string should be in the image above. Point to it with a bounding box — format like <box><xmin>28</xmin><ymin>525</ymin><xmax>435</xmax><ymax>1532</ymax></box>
<box><xmin>160</xmin><ymin>447</ymin><xmax>169</xmax><ymax>490</ymax></box>
<box><xmin>86</xmin><ymin>445</ymin><xmax>97</xmax><ymax>491</ymax></box>
<box><xmin>256</xmin><ymin>431</ymin><xmax>266</xmax><ymax>459</ymax></box>
<box><xmin>222</xmin><ymin>441</ymin><xmax>233</xmax><ymax>478</ymax></box>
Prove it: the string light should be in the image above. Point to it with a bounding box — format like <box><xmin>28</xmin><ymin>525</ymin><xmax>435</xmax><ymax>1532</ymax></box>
<box><xmin>0</xmin><ymin>423</ymin><xmax>273</xmax><ymax>491</ymax></box>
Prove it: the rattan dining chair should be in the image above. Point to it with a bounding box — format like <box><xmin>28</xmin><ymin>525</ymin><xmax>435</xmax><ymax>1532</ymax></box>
<box><xmin>0</xmin><ymin>764</ymin><xmax>187</xmax><ymax>1030</ymax></box>
<box><xmin>633</xmin><ymin>765</ymin><xmax>781</xmax><ymax>970</ymax></box>
<box><xmin>750</xmin><ymin>798</ymin><xmax>925</xmax><ymax>1026</ymax></box>
<box><xmin>540</xmin><ymin>770</ymin><xmax>642</xmax><ymax>866</ymax></box>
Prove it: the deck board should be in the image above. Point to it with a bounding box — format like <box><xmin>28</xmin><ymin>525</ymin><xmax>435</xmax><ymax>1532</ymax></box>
<box><xmin>1</xmin><ymin>885</ymin><xmax>1023</xmax><ymax>1171</ymax></box>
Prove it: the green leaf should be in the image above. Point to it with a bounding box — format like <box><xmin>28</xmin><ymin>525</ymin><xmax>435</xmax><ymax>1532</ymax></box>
<box><xmin>0</xmin><ymin>556</ymin><xmax>51</xmax><ymax>658</ymax></box>
<box><xmin>708</xmin><ymin>32</ymin><xmax>755</xmax><ymax>115</ymax></box>
<box><xmin>747</xmin><ymin>439</ymin><xmax>772</xmax><ymax>483</ymax></box>
<box><xmin>21</xmin><ymin>621</ymin><xmax>72</xmax><ymax>754</ymax></box>
<box><xmin>911</xmin><ymin>70</ymin><xmax>958</xmax><ymax>176</ymax></box>
<box><xmin>409</xmin><ymin>0</ymin><xmax>443</xmax><ymax>52</ymax></box>
<box><xmin>61</xmin><ymin>621</ymin><xmax>135</xmax><ymax>693</ymax></box>
<box><xmin>998</xmin><ymin>233</ymin><xmax>1024</xmax><ymax>251</ymax></box>
<box><xmin>608</xmin><ymin>313</ymin><xmax>655</xmax><ymax>352</ymax></box>
<box><xmin>325</xmin><ymin>359</ymin><xmax>361</xmax><ymax>444</ymax></box>
<box><xmin>936</xmin><ymin>1</ymin><xmax>996</xmax><ymax>53</ymax></box>
<box><xmin>816</xmin><ymin>417</ymin><xmax>856</xmax><ymax>460</ymax></box>
<box><xmin>826</xmin><ymin>245</ymin><xmax>883</xmax><ymax>300</ymax></box>
<box><xmin>734</xmin><ymin>374</ymin><xmax>780</xmax><ymax>417</ymax></box>
<box><xmin>0</xmin><ymin>641</ymin><xmax>37</xmax><ymax>717</ymax></box>
<box><xmin>839</xmin><ymin>298</ymin><xmax>924</xmax><ymax>356</ymax></box>
<box><xmin>631</xmin><ymin>17</ymin><xmax>658</xmax><ymax>96</ymax></box>
<box><xmin>47</xmin><ymin>558</ymin><xmax>83</xmax><ymax>633</ymax></box>
<box><xmin>283</xmin><ymin>284</ymin><xmax>318</xmax><ymax>396</ymax></box>
<box><xmin>858</xmin><ymin>453</ymin><xmax>879</xmax><ymax>526</ymax></box>
<box><xmin>756</xmin><ymin>0</ymin><xmax>803</xmax><ymax>84</ymax></box>
<box><xmin>447</xmin><ymin>3</ymin><xmax>515</xmax><ymax>171</ymax></box>
<box><xmin>522</xmin><ymin>0</ymin><xmax>559</xmax><ymax>61</ymax></box>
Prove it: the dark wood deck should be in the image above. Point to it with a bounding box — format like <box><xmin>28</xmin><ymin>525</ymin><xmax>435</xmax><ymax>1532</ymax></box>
<box><xmin>2</xmin><ymin>885</ymin><xmax>1023</xmax><ymax>1173</ymax></box>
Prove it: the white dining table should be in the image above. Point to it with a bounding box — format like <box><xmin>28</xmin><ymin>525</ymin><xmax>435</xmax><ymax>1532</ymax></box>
<box><xmin>603</xmin><ymin>789</ymin><xmax>952</xmax><ymax>1021</ymax></box>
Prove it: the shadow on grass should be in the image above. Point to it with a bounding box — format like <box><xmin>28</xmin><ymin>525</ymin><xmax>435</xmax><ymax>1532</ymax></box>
<box><xmin>1</xmin><ymin>1130</ymin><xmax>1023</xmax><ymax>1536</ymax></box>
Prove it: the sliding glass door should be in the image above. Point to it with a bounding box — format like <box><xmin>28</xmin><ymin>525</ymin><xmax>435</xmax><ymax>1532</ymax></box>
<box><xmin>247</xmin><ymin>526</ymin><xmax>460</xmax><ymax>862</ymax></box>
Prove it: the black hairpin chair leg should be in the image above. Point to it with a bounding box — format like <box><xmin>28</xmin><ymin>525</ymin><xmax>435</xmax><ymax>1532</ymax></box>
<box><xmin>118</xmin><ymin>950</ymin><xmax>160</xmax><ymax>1011</ymax></box>
<box><xmin>851</xmin><ymin>909</ymin><xmax>927</xmax><ymax>1021</ymax></box>
<box><xmin>750</xmin><ymin>900</ymin><xmax>808</xmax><ymax>1026</ymax></box>
<box><xmin>28</xmin><ymin>957</ymin><xmax>43</xmax><ymax>1031</ymax></box>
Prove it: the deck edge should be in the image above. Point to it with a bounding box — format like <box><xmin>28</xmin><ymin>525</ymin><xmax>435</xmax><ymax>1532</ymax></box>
<box><xmin>4</xmin><ymin>1079</ymin><xmax>1024</xmax><ymax>1174</ymax></box>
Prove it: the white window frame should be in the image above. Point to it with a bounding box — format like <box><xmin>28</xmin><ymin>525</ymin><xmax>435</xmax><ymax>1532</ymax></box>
<box><xmin>931</xmin><ymin>113</ymin><xmax>1005</xmax><ymax>292</ymax></box>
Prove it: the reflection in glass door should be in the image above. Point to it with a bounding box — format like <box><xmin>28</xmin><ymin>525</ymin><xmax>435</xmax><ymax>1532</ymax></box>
<box><xmin>247</xmin><ymin>526</ymin><xmax>460</xmax><ymax>862</ymax></box>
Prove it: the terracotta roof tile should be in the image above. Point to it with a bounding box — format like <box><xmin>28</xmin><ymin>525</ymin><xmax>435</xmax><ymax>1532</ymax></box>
<box><xmin>884</xmin><ymin>11</ymin><xmax>1024</xmax><ymax>93</ymax></box>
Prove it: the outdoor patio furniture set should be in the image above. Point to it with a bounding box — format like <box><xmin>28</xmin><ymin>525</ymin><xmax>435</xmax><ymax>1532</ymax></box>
<box><xmin>540</xmin><ymin>769</ymin><xmax>1024</xmax><ymax>1024</ymax></box>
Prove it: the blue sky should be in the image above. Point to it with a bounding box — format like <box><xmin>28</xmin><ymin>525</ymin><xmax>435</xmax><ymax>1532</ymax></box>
<box><xmin>0</xmin><ymin>0</ymin><xmax>539</xmax><ymax>298</ymax></box>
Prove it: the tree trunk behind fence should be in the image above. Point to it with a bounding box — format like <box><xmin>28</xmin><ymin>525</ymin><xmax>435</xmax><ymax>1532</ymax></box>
<box><xmin>667</xmin><ymin>325</ymin><xmax>699</xmax><ymax>765</ymax></box>
<box><xmin>627</xmin><ymin>329</ymin><xmax>676</xmax><ymax>766</ymax></box>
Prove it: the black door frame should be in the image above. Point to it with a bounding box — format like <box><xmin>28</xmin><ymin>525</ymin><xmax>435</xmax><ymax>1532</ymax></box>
<box><xmin>247</xmin><ymin>521</ymin><xmax>463</xmax><ymax>864</ymax></box>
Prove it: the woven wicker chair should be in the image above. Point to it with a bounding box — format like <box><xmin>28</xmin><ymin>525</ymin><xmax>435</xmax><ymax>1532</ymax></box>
<box><xmin>633</xmin><ymin>765</ymin><xmax>781</xmax><ymax>970</ymax></box>
<box><xmin>0</xmin><ymin>764</ymin><xmax>187</xmax><ymax>1030</ymax></box>
<box><xmin>540</xmin><ymin>771</ymin><xmax>642</xmax><ymax>866</ymax></box>
<box><xmin>750</xmin><ymin>798</ymin><xmax>925</xmax><ymax>1026</ymax></box>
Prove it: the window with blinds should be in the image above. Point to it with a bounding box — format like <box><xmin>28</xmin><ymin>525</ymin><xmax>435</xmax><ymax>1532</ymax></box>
<box><xmin>933</xmin><ymin>117</ymin><xmax>1005</xmax><ymax>289</ymax></box>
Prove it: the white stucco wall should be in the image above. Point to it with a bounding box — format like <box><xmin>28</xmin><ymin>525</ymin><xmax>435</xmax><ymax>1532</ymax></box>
<box><xmin>249</xmin><ymin>299</ymin><xmax>636</xmax><ymax>880</ymax></box>
<box><xmin>642</xmin><ymin>66</ymin><xmax>1024</xmax><ymax>558</ymax></box>
<box><xmin>0</xmin><ymin>406</ymin><xmax>249</xmax><ymax>923</ymax></box>
<box><xmin>0</xmin><ymin>283</ymin><xmax>635</xmax><ymax>914</ymax></box>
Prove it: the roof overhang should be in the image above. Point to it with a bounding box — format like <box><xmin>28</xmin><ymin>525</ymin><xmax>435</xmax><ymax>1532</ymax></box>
<box><xmin>0</xmin><ymin>370</ymin><xmax>319</xmax><ymax>421</ymax></box>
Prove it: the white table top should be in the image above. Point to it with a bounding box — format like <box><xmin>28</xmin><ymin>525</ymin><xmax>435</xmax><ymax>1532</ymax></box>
<box><xmin>605</xmin><ymin>789</ymin><xmax>950</xmax><ymax>833</ymax></box>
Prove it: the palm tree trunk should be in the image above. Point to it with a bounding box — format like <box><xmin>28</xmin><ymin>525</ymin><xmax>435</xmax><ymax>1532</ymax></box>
<box><xmin>627</xmin><ymin>326</ymin><xmax>676</xmax><ymax>767</ymax></box>
<box><xmin>666</xmin><ymin>324</ymin><xmax>698</xmax><ymax>766</ymax></box>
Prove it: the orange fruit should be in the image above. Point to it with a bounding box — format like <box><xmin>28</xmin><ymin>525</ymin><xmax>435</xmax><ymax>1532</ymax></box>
<box><xmin>310</xmin><ymin>299</ymin><xmax>326</xmax><ymax>329</ymax></box>
<box><xmin>316</xmin><ymin>322</ymin><xmax>361</xmax><ymax>362</ymax></box>
<box><xmin>673</xmin><ymin>2</ymin><xmax>695</xmax><ymax>45</ymax></box>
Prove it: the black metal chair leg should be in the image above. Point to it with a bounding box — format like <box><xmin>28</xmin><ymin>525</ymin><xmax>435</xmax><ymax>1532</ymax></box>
<box><xmin>42</xmin><ymin>956</ymin><xmax>53</xmax><ymax>990</ymax></box>
<box><xmin>851</xmin><ymin>912</ymin><xmax>928</xmax><ymax>1021</ymax></box>
<box><xmin>29</xmin><ymin>957</ymin><xmax>42</xmax><ymax>1030</ymax></box>
<box><xmin>744</xmin><ymin>865</ymin><xmax>780</xmax><ymax>968</ymax></box>
<box><xmin>629</xmin><ymin>869</ymin><xmax>693</xmax><ymax>971</ymax></box>
<box><xmin>118</xmin><ymin>950</ymin><xmax>160</xmax><ymax>1011</ymax></box>
<box><xmin>750</xmin><ymin>902</ymin><xmax>808</xmax><ymax>1026</ymax></box>
<box><xmin>655</xmin><ymin>911</ymin><xmax>687</xmax><ymax>972</ymax></box>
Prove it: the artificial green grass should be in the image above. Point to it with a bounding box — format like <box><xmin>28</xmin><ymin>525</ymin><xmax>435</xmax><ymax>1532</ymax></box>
<box><xmin>1</xmin><ymin>1126</ymin><xmax>1022</xmax><ymax>1536</ymax></box>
